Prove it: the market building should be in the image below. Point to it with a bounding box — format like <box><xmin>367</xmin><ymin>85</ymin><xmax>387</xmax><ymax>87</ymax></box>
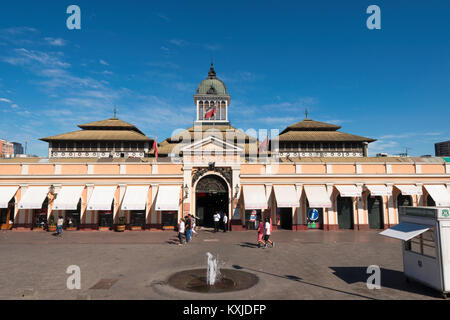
<box><xmin>0</xmin><ymin>63</ymin><xmax>449</xmax><ymax>232</ymax></box>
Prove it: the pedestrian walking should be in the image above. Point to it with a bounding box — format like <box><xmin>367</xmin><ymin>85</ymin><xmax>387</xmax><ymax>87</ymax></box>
<box><xmin>185</xmin><ymin>215</ymin><xmax>193</xmax><ymax>243</ymax></box>
<box><xmin>263</xmin><ymin>218</ymin><xmax>274</xmax><ymax>248</ymax></box>
<box><xmin>213</xmin><ymin>212</ymin><xmax>220</xmax><ymax>232</ymax></box>
<box><xmin>222</xmin><ymin>214</ymin><xmax>228</xmax><ymax>232</ymax></box>
<box><xmin>56</xmin><ymin>215</ymin><xmax>64</xmax><ymax>236</ymax></box>
<box><xmin>178</xmin><ymin>218</ymin><xmax>185</xmax><ymax>245</ymax></box>
<box><xmin>257</xmin><ymin>219</ymin><xmax>265</xmax><ymax>247</ymax></box>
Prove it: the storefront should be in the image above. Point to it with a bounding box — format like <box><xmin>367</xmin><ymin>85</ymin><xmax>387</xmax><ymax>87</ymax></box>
<box><xmin>335</xmin><ymin>185</ymin><xmax>361</xmax><ymax>230</ymax></box>
<box><xmin>273</xmin><ymin>185</ymin><xmax>298</xmax><ymax>230</ymax></box>
<box><xmin>0</xmin><ymin>186</ymin><xmax>18</xmax><ymax>230</ymax></box>
<box><xmin>17</xmin><ymin>186</ymin><xmax>50</xmax><ymax>230</ymax></box>
<box><xmin>155</xmin><ymin>185</ymin><xmax>181</xmax><ymax>230</ymax></box>
<box><xmin>121</xmin><ymin>185</ymin><xmax>150</xmax><ymax>230</ymax></box>
<box><xmin>86</xmin><ymin>186</ymin><xmax>117</xmax><ymax>230</ymax></box>
<box><xmin>52</xmin><ymin>186</ymin><xmax>84</xmax><ymax>230</ymax></box>
<box><xmin>242</xmin><ymin>185</ymin><xmax>267</xmax><ymax>230</ymax></box>
<box><xmin>304</xmin><ymin>185</ymin><xmax>332</xmax><ymax>230</ymax></box>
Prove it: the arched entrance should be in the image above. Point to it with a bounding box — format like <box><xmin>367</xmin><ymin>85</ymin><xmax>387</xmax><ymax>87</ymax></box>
<box><xmin>397</xmin><ymin>194</ymin><xmax>413</xmax><ymax>208</ymax></box>
<box><xmin>195</xmin><ymin>175</ymin><xmax>229</xmax><ymax>228</ymax></box>
<box><xmin>367</xmin><ymin>196</ymin><xmax>383</xmax><ymax>229</ymax></box>
<box><xmin>337</xmin><ymin>195</ymin><xmax>354</xmax><ymax>229</ymax></box>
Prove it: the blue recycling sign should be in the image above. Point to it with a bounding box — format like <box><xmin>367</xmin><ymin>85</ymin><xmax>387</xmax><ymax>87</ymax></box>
<box><xmin>308</xmin><ymin>209</ymin><xmax>319</xmax><ymax>221</ymax></box>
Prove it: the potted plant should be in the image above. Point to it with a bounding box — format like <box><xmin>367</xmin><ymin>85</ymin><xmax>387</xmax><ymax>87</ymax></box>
<box><xmin>116</xmin><ymin>216</ymin><xmax>126</xmax><ymax>232</ymax></box>
<box><xmin>47</xmin><ymin>215</ymin><xmax>57</xmax><ymax>232</ymax></box>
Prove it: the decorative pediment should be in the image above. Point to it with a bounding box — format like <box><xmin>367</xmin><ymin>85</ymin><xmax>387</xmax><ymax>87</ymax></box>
<box><xmin>181</xmin><ymin>135</ymin><xmax>243</xmax><ymax>154</ymax></box>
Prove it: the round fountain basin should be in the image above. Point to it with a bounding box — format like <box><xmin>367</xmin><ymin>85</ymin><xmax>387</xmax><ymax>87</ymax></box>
<box><xmin>167</xmin><ymin>268</ymin><xmax>259</xmax><ymax>293</ymax></box>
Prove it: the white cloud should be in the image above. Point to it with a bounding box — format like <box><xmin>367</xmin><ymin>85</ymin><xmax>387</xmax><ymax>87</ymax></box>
<box><xmin>0</xmin><ymin>98</ymin><xmax>11</xmax><ymax>103</ymax></box>
<box><xmin>99</xmin><ymin>59</ymin><xmax>109</xmax><ymax>66</ymax></box>
<box><xmin>169</xmin><ymin>39</ymin><xmax>189</xmax><ymax>47</ymax></box>
<box><xmin>155</xmin><ymin>13</ymin><xmax>170</xmax><ymax>22</ymax></box>
<box><xmin>3</xmin><ymin>48</ymin><xmax>70</xmax><ymax>68</ymax></box>
<box><xmin>44</xmin><ymin>37</ymin><xmax>66</xmax><ymax>46</ymax></box>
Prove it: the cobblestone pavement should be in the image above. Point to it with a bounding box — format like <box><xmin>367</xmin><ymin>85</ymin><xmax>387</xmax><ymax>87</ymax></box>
<box><xmin>0</xmin><ymin>229</ymin><xmax>442</xmax><ymax>300</ymax></box>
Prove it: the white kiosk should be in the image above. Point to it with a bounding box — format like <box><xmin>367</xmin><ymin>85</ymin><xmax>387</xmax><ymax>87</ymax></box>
<box><xmin>380</xmin><ymin>206</ymin><xmax>450</xmax><ymax>298</ymax></box>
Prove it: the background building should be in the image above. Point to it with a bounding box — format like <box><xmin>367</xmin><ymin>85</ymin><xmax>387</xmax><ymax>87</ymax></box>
<box><xmin>41</xmin><ymin>117</ymin><xmax>154</xmax><ymax>159</ymax></box>
<box><xmin>11</xmin><ymin>142</ymin><xmax>24</xmax><ymax>157</ymax></box>
<box><xmin>435</xmin><ymin>141</ymin><xmax>450</xmax><ymax>157</ymax></box>
<box><xmin>0</xmin><ymin>139</ymin><xmax>14</xmax><ymax>158</ymax></box>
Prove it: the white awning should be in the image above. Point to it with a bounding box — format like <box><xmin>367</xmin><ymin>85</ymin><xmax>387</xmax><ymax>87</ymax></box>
<box><xmin>335</xmin><ymin>185</ymin><xmax>361</xmax><ymax>197</ymax></box>
<box><xmin>379</xmin><ymin>222</ymin><xmax>431</xmax><ymax>241</ymax></box>
<box><xmin>395</xmin><ymin>185</ymin><xmax>423</xmax><ymax>196</ymax></box>
<box><xmin>121</xmin><ymin>186</ymin><xmax>149</xmax><ymax>211</ymax></box>
<box><xmin>18</xmin><ymin>186</ymin><xmax>49</xmax><ymax>209</ymax></box>
<box><xmin>53</xmin><ymin>186</ymin><xmax>84</xmax><ymax>211</ymax></box>
<box><xmin>87</xmin><ymin>186</ymin><xmax>117</xmax><ymax>211</ymax></box>
<box><xmin>155</xmin><ymin>185</ymin><xmax>181</xmax><ymax>211</ymax></box>
<box><xmin>273</xmin><ymin>185</ymin><xmax>298</xmax><ymax>208</ymax></box>
<box><xmin>243</xmin><ymin>185</ymin><xmax>268</xmax><ymax>210</ymax></box>
<box><xmin>304</xmin><ymin>185</ymin><xmax>332</xmax><ymax>208</ymax></box>
<box><xmin>0</xmin><ymin>186</ymin><xmax>19</xmax><ymax>208</ymax></box>
<box><xmin>366</xmin><ymin>185</ymin><xmax>392</xmax><ymax>196</ymax></box>
<box><xmin>424</xmin><ymin>185</ymin><xmax>450</xmax><ymax>207</ymax></box>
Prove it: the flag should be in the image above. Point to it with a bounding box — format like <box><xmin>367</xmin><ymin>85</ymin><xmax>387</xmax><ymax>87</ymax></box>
<box><xmin>153</xmin><ymin>138</ymin><xmax>158</xmax><ymax>159</ymax></box>
<box><xmin>259</xmin><ymin>134</ymin><xmax>269</xmax><ymax>154</ymax></box>
<box><xmin>204</xmin><ymin>104</ymin><xmax>217</xmax><ymax>119</ymax></box>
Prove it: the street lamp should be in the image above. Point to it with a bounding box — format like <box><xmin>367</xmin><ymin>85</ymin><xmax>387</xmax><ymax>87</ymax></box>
<box><xmin>183</xmin><ymin>184</ymin><xmax>189</xmax><ymax>200</ymax></box>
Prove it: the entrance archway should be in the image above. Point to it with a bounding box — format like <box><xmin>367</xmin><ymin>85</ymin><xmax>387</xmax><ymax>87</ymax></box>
<box><xmin>367</xmin><ymin>196</ymin><xmax>383</xmax><ymax>229</ymax></box>
<box><xmin>195</xmin><ymin>175</ymin><xmax>229</xmax><ymax>228</ymax></box>
<box><xmin>337</xmin><ymin>195</ymin><xmax>354</xmax><ymax>229</ymax></box>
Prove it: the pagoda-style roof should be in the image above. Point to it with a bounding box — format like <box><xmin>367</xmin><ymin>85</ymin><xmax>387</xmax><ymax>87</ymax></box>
<box><xmin>281</xmin><ymin>118</ymin><xmax>341</xmax><ymax>133</ymax></box>
<box><xmin>155</xmin><ymin>124</ymin><xmax>259</xmax><ymax>156</ymax></box>
<box><xmin>77</xmin><ymin>117</ymin><xmax>144</xmax><ymax>134</ymax></box>
<box><xmin>41</xmin><ymin>130</ymin><xmax>153</xmax><ymax>142</ymax></box>
<box><xmin>40</xmin><ymin>117</ymin><xmax>152</xmax><ymax>142</ymax></box>
<box><xmin>277</xmin><ymin>118</ymin><xmax>376</xmax><ymax>143</ymax></box>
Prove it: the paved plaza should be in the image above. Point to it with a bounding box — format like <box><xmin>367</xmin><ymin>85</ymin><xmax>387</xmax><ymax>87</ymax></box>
<box><xmin>0</xmin><ymin>229</ymin><xmax>442</xmax><ymax>300</ymax></box>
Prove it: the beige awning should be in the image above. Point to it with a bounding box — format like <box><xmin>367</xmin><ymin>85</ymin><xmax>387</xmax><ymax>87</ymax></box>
<box><xmin>304</xmin><ymin>185</ymin><xmax>332</xmax><ymax>208</ymax></box>
<box><xmin>121</xmin><ymin>186</ymin><xmax>149</xmax><ymax>211</ymax></box>
<box><xmin>18</xmin><ymin>186</ymin><xmax>49</xmax><ymax>209</ymax></box>
<box><xmin>424</xmin><ymin>185</ymin><xmax>450</xmax><ymax>207</ymax></box>
<box><xmin>335</xmin><ymin>185</ymin><xmax>361</xmax><ymax>197</ymax></box>
<box><xmin>87</xmin><ymin>186</ymin><xmax>117</xmax><ymax>211</ymax></box>
<box><xmin>243</xmin><ymin>185</ymin><xmax>268</xmax><ymax>210</ymax></box>
<box><xmin>366</xmin><ymin>185</ymin><xmax>391</xmax><ymax>196</ymax></box>
<box><xmin>273</xmin><ymin>185</ymin><xmax>298</xmax><ymax>208</ymax></box>
<box><xmin>155</xmin><ymin>186</ymin><xmax>181</xmax><ymax>211</ymax></box>
<box><xmin>0</xmin><ymin>186</ymin><xmax>18</xmax><ymax>208</ymax></box>
<box><xmin>395</xmin><ymin>185</ymin><xmax>423</xmax><ymax>196</ymax></box>
<box><xmin>53</xmin><ymin>186</ymin><xmax>84</xmax><ymax>211</ymax></box>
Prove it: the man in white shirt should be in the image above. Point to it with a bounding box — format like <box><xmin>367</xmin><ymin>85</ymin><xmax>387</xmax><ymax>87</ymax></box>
<box><xmin>57</xmin><ymin>216</ymin><xmax>64</xmax><ymax>236</ymax></box>
<box><xmin>223</xmin><ymin>214</ymin><xmax>228</xmax><ymax>232</ymax></box>
<box><xmin>178</xmin><ymin>219</ymin><xmax>185</xmax><ymax>245</ymax></box>
<box><xmin>264</xmin><ymin>218</ymin><xmax>274</xmax><ymax>248</ymax></box>
<box><xmin>213</xmin><ymin>212</ymin><xmax>220</xmax><ymax>233</ymax></box>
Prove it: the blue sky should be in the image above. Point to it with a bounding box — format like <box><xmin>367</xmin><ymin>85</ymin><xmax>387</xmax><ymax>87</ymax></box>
<box><xmin>0</xmin><ymin>0</ymin><xmax>449</xmax><ymax>157</ymax></box>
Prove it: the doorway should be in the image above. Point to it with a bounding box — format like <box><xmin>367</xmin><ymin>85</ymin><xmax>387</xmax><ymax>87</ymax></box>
<box><xmin>367</xmin><ymin>196</ymin><xmax>383</xmax><ymax>229</ymax></box>
<box><xmin>397</xmin><ymin>194</ymin><xmax>413</xmax><ymax>208</ymax></box>
<box><xmin>279</xmin><ymin>208</ymin><xmax>293</xmax><ymax>230</ymax></box>
<box><xmin>337</xmin><ymin>195</ymin><xmax>354</xmax><ymax>229</ymax></box>
<box><xmin>195</xmin><ymin>175</ymin><xmax>229</xmax><ymax>228</ymax></box>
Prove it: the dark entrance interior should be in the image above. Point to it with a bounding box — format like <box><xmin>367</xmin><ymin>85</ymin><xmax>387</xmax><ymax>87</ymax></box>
<box><xmin>195</xmin><ymin>175</ymin><xmax>228</xmax><ymax>228</ymax></box>
<box><xmin>0</xmin><ymin>200</ymin><xmax>14</xmax><ymax>227</ymax></box>
<box><xmin>32</xmin><ymin>197</ymin><xmax>49</xmax><ymax>229</ymax></box>
<box><xmin>66</xmin><ymin>200</ymin><xmax>81</xmax><ymax>229</ymax></box>
<box><xmin>426</xmin><ymin>194</ymin><xmax>436</xmax><ymax>207</ymax></box>
<box><xmin>367</xmin><ymin>196</ymin><xmax>383</xmax><ymax>229</ymax></box>
<box><xmin>337</xmin><ymin>195</ymin><xmax>354</xmax><ymax>229</ymax></box>
<box><xmin>397</xmin><ymin>194</ymin><xmax>413</xmax><ymax>208</ymax></box>
<box><xmin>279</xmin><ymin>208</ymin><xmax>292</xmax><ymax>230</ymax></box>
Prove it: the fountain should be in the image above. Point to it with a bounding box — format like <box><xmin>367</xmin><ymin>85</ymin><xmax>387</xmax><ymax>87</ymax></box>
<box><xmin>167</xmin><ymin>253</ymin><xmax>259</xmax><ymax>293</ymax></box>
<box><xmin>206</xmin><ymin>252</ymin><xmax>220</xmax><ymax>286</ymax></box>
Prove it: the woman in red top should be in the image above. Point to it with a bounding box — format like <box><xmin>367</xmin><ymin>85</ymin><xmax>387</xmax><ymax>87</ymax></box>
<box><xmin>257</xmin><ymin>220</ymin><xmax>265</xmax><ymax>248</ymax></box>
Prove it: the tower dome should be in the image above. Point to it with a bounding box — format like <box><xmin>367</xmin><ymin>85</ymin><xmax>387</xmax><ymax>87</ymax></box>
<box><xmin>193</xmin><ymin>62</ymin><xmax>231</xmax><ymax>124</ymax></box>
<box><xmin>196</xmin><ymin>63</ymin><xmax>228</xmax><ymax>95</ymax></box>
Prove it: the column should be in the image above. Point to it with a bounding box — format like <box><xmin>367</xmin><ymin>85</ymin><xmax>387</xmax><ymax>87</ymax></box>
<box><xmin>326</xmin><ymin>184</ymin><xmax>335</xmax><ymax>230</ymax></box>
<box><xmin>150</xmin><ymin>184</ymin><xmax>158</xmax><ymax>226</ymax></box>
<box><xmin>356</xmin><ymin>184</ymin><xmax>364</xmax><ymax>230</ymax></box>
<box><xmin>386</xmin><ymin>184</ymin><xmax>395</xmax><ymax>227</ymax></box>
<box><xmin>295</xmin><ymin>183</ymin><xmax>303</xmax><ymax>230</ymax></box>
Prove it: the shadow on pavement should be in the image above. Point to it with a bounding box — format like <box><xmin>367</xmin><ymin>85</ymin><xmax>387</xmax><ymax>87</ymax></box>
<box><xmin>237</xmin><ymin>242</ymin><xmax>260</xmax><ymax>248</ymax></box>
<box><xmin>329</xmin><ymin>266</ymin><xmax>440</xmax><ymax>299</ymax></box>
<box><xmin>232</xmin><ymin>264</ymin><xmax>376</xmax><ymax>300</ymax></box>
